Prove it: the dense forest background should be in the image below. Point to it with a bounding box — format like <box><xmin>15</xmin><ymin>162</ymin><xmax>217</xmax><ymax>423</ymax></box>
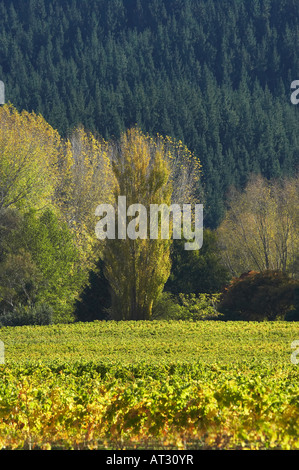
<box><xmin>1</xmin><ymin>0</ymin><xmax>299</xmax><ymax>228</ymax></box>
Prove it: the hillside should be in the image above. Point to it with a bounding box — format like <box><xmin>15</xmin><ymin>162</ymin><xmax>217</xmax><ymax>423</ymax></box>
<box><xmin>1</xmin><ymin>0</ymin><xmax>299</xmax><ymax>227</ymax></box>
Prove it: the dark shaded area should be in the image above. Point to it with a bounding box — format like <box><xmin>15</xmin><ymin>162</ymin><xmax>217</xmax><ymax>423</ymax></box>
<box><xmin>165</xmin><ymin>229</ymin><xmax>230</xmax><ymax>295</ymax></box>
<box><xmin>74</xmin><ymin>259</ymin><xmax>111</xmax><ymax>322</ymax></box>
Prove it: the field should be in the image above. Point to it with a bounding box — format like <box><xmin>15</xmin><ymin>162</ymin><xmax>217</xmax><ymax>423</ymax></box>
<box><xmin>0</xmin><ymin>320</ymin><xmax>298</xmax><ymax>450</ymax></box>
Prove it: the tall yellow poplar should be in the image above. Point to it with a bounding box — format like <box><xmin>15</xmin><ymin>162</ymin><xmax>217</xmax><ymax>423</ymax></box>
<box><xmin>100</xmin><ymin>128</ymin><xmax>201</xmax><ymax>320</ymax></box>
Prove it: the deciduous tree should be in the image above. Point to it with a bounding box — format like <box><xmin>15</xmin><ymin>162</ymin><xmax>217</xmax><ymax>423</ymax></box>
<box><xmin>99</xmin><ymin>128</ymin><xmax>201</xmax><ymax>320</ymax></box>
<box><xmin>217</xmin><ymin>175</ymin><xmax>299</xmax><ymax>277</ymax></box>
<box><xmin>0</xmin><ymin>104</ymin><xmax>61</xmax><ymax>213</ymax></box>
<box><xmin>56</xmin><ymin>126</ymin><xmax>115</xmax><ymax>271</ymax></box>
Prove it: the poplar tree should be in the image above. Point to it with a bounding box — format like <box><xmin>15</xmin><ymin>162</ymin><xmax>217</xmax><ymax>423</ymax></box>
<box><xmin>101</xmin><ymin>128</ymin><xmax>172</xmax><ymax>320</ymax></box>
<box><xmin>100</xmin><ymin>128</ymin><xmax>200</xmax><ymax>320</ymax></box>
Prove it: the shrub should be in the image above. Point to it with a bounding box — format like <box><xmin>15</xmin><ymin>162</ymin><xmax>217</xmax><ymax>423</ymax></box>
<box><xmin>152</xmin><ymin>292</ymin><xmax>185</xmax><ymax>320</ymax></box>
<box><xmin>152</xmin><ymin>292</ymin><xmax>222</xmax><ymax>321</ymax></box>
<box><xmin>177</xmin><ymin>293</ymin><xmax>222</xmax><ymax>321</ymax></box>
<box><xmin>0</xmin><ymin>303</ymin><xmax>53</xmax><ymax>327</ymax></box>
<box><xmin>218</xmin><ymin>270</ymin><xmax>299</xmax><ymax>321</ymax></box>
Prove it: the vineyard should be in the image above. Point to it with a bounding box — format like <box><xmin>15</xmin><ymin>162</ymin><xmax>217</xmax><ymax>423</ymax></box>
<box><xmin>0</xmin><ymin>321</ymin><xmax>298</xmax><ymax>450</ymax></box>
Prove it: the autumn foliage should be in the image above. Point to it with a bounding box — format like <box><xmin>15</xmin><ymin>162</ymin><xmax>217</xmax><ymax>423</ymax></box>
<box><xmin>100</xmin><ymin>128</ymin><xmax>201</xmax><ymax>320</ymax></box>
<box><xmin>0</xmin><ymin>105</ymin><xmax>201</xmax><ymax>322</ymax></box>
<box><xmin>218</xmin><ymin>270</ymin><xmax>299</xmax><ymax>321</ymax></box>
